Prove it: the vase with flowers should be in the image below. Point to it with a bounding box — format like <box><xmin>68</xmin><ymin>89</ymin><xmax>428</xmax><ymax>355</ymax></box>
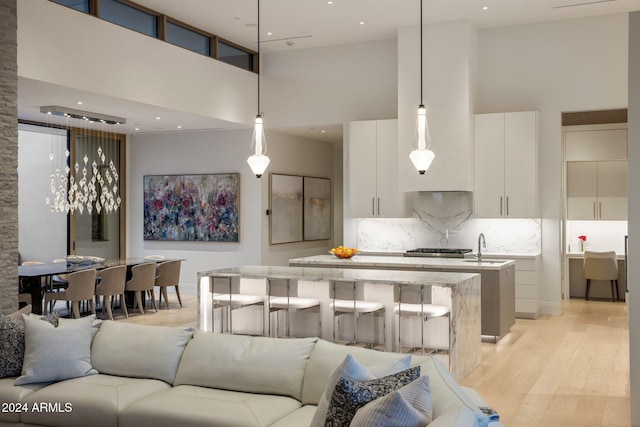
<box><xmin>578</xmin><ymin>235</ymin><xmax>587</xmax><ymax>252</ymax></box>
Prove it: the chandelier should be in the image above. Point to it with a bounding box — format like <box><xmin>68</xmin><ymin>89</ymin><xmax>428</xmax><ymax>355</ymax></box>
<box><xmin>41</xmin><ymin>106</ymin><xmax>123</xmax><ymax>215</ymax></box>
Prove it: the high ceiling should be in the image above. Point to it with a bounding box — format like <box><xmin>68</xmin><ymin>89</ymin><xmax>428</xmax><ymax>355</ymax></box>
<box><xmin>18</xmin><ymin>0</ymin><xmax>640</xmax><ymax>143</ymax></box>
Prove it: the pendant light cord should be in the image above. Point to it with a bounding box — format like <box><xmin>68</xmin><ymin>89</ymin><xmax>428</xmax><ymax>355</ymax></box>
<box><xmin>420</xmin><ymin>0</ymin><xmax>423</xmax><ymax>106</ymax></box>
<box><xmin>257</xmin><ymin>0</ymin><xmax>261</xmax><ymax>115</ymax></box>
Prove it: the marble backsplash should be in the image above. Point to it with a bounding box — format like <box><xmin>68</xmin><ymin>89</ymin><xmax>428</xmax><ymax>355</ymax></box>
<box><xmin>357</xmin><ymin>192</ymin><xmax>541</xmax><ymax>254</ymax></box>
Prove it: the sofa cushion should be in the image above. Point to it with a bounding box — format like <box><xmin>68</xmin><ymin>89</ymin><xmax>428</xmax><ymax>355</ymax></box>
<box><xmin>15</xmin><ymin>314</ymin><xmax>97</xmax><ymax>385</ymax></box>
<box><xmin>0</xmin><ymin>377</ymin><xmax>49</xmax><ymax>423</ymax></box>
<box><xmin>20</xmin><ymin>374</ymin><xmax>170</xmax><ymax>427</ymax></box>
<box><xmin>91</xmin><ymin>321</ymin><xmax>194</xmax><ymax>384</ymax></box>
<box><xmin>119</xmin><ymin>385</ymin><xmax>302</xmax><ymax>427</ymax></box>
<box><xmin>302</xmin><ymin>339</ymin><xmax>412</xmax><ymax>406</ymax></box>
<box><xmin>269</xmin><ymin>405</ymin><xmax>317</xmax><ymax>427</ymax></box>
<box><xmin>174</xmin><ymin>331</ymin><xmax>317</xmax><ymax>401</ymax></box>
<box><xmin>350</xmin><ymin>375</ymin><xmax>432</xmax><ymax>427</ymax></box>
<box><xmin>309</xmin><ymin>352</ymin><xmax>411</xmax><ymax>426</ymax></box>
<box><xmin>325</xmin><ymin>366</ymin><xmax>421</xmax><ymax>426</ymax></box>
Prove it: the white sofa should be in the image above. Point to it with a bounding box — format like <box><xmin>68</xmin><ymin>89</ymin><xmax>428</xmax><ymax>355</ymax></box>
<box><xmin>0</xmin><ymin>320</ymin><xmax>500</xmax><ymax>427</ymax></box>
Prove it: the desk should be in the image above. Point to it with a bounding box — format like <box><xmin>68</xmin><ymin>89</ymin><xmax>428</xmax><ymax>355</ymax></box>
<box><xmin>18</xmin><ymin>258</ymin><xmax>168</xmax><ymax>314</ymax></box>
<box><xmin>566</xmin><ymin>253</ymin><xmax>627</xmax><ymax>301</ymax></box>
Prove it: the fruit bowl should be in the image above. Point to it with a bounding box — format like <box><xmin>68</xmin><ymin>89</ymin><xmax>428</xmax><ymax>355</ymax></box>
<box><xmin>329</xmin><ymin>246</ymin><xmax>359</xmax><ymax>259</ymax></box>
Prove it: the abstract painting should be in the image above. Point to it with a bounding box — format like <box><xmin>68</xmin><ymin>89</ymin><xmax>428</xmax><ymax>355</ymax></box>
<box><xmin>270</xmin><ymin>174</ymin><xmax>303</xmax><ymax>244</ymax></box>
<box><xmin>304</xmin><ymin>176</ymin><xmax>331</xmax><ymax>241</ymax></box>
<box><xmin>143</xmin><ymin>173</ymin><xmax>239</xmax><ymax>242</ymax></box>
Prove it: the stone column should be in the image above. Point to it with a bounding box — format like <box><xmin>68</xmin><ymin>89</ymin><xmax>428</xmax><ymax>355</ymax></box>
<box><xmin>0</xmin><ymin>0</ymin><xmax>18</xmax><ymax>314</ymax></box>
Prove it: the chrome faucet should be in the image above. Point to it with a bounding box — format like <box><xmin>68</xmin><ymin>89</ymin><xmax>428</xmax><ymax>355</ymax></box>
<box><xmin>477</xmin><ymin>233</ymin><xmax>486</xmax><ymax>262</ymax></box>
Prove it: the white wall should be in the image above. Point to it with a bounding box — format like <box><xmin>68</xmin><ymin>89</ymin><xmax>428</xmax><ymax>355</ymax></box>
<box><xmin>17</xmin><ymin>125</ymin><xmax>67</xmax><ymax>263</ymax></box>
<box><xmin>127</xmin><ymin>129</ymin><xmax>336</xmax><ymax>285</ymax></box>
<box><xmin>18</xmin><ymin>0</ymin><xmax>255</xmax><ymax>126</ymax></box>
<box><xmin>627</xmin><ymin>11</ymin><xmax>640</xmax><ymax>426</ymax></box>
<box><xmin>477</xmin><ymin>13</ymin><xmax>629</xmax><ymax>314</ymax></box>
<box><xmin>263</xmin><ymin>40</ymin><xmax>398</xmax><ymax>127</ymax></box>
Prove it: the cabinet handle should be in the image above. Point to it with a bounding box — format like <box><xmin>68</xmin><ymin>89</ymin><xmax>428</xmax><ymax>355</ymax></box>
<box><xmin>599</xmin><ymin>201</ymin><xmax>602</xmax><ymax>219</ymax></box>
<box><xmin>377</xmin><ymin>198</ymin><xmax>380</xmax><ymax>216</ymax></box>
<box><xmin>372</xmin><ymin>198</ymin><xmax>375</xmax><ymax>216</ymax></box>
<box><xmin>506</xmin><ymin>196</ymin><xmax>509</xmax><ymax>216</ymax></box>
<box><xmin>499</xmin><ymin>197</ymin><xmax>503</xmax><ymax>216</ymax></box>
<box><xmin>593</xmin><ymin>202</ymin><xmax>596</xmax><ymax>219</ymax></box>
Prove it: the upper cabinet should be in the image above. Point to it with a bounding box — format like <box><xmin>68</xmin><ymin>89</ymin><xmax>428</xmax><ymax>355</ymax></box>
<box><xmin>473</xmin><ymin>111</ymin><xmax>539</xmax><ymax>218</ymax></box>
<box><xmin>567</xmin><ymin>161</ymin><xmax>627</xmax><ymax>220</ymax></box>
<box><xmin>348</xmin><ymin>119</ymin><xmax>406</xmax><ymax>218</ymax></box>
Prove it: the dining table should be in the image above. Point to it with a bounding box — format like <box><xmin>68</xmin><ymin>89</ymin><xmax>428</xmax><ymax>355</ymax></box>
<box><xmin>18</xmin><ymin>257</ymin><xmax>170</xmax><ymax>314</ymax></box>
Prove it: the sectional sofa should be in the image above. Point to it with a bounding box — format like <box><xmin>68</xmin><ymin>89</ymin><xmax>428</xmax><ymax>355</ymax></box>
<box><xmin>0</xmin><ymin>317</ymin><xmax>500</xmax><ymax>427</ymax></box>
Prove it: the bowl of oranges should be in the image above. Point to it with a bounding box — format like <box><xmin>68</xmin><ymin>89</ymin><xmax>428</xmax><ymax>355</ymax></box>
<box><xmin>329</xmin><ymin>246</ymin><xmax>359</xmax><ymax>259</ymax></box>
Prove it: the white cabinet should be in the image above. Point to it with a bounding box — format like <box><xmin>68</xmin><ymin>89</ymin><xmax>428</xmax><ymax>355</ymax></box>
<box><xmin>567</xmin><ymin>160</ymin><xmax>627</xmax><ymax>220</ymax></box>
<box><xmin>349</xmin><ymin>119</ymin><xmax>405</xmax><ymax>218</ymax></box>
<box><xmin>474</xmin><ymin>111</ymin><xmax>538</xmax><ymax>218</ymax></box>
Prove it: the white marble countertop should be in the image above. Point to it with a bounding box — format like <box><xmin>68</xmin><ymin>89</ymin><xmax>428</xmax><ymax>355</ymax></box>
<box><xmin>360</xmin><ymin>251</ymin><xmax>540</xmax><ymax>259</ymax></box>
<box><xmin>198</xmin><ymin>264</ymin><xmax>479</xmax><ymax>287</ymax></box>
<box><xmin>289</xmin><ymin>255</ymin><xmax>516</xmax><ymax>271</ymax></box>
<box><xmin>566</xmin><ymin>252</ymin><xmax>626</xmax><ymax>260</ymax></box>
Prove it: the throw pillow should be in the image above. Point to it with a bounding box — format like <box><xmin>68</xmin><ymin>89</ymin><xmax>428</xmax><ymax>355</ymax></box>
<box><xmin>7</xmin><ymin>304</ymin><xmax>32</xmax><ymax>322</ymax></box>
<box><xmin>324</xmin><ymin>366</ymin><xmax>421</xmax><ymax>427</ymax></box>
<box><xmin>15</xmin><ymin>314</ymin><xmax>98</xmax><ymax>385</ymax></box>
<box><xmin>350</xmin><ymin>376</ymin><xmax>432</xmax><ymax>427</ymax></box>
<box><xmin>309</xmin><ymin>353</ymin><xmax>411</xmax><ymax>427</ymax></box>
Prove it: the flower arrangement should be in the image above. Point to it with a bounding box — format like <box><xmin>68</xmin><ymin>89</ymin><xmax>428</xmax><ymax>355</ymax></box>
<box><xmin>578</xmin><ymin>235</ymin><xmax>587</xmax><ymax>252</ymax></box>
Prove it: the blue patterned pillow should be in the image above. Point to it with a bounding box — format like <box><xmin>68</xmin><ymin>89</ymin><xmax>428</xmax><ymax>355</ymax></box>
<box><xmin>324</xmin><ymin>366</ymin><xmax>420</xmax><ymax>427</ymax></box>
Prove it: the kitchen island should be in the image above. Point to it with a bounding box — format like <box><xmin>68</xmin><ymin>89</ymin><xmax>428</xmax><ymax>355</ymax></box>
<box><xmin>290</xmin><ymin>254</ymin><xmax>516</xmax><ymax>341</ymax></box>
<box><xmin>197</xmin><ymin>265</ymin><xmax>481</xmax><ymax>381</ymax></box>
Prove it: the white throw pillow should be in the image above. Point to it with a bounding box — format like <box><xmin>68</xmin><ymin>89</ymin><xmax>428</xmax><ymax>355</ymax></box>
<box><xmin>15</xmin><ymin>314</ymin><xmax>97</xmax><ymax>385</ymax></box>
<box><xmin>350</xmin><ymin>375</ymin><xmax>433</xmax><ymax>427</ymax></box>
<box><xmin>309</xmin><ymin>353</ymin><xmax>411</xmax><ymax>427</ymax></box>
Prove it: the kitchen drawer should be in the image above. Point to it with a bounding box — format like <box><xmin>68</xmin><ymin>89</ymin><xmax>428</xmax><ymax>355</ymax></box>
<box><xmin>515</xmin><ymin>258</ymin><xmax>537</xmax><ymax>271</ymax></box>
<box><xmin>516</xmin><ymin>270</ymin><xmax>538</xmax><ymax>286</ymax></box>
<box><xmin>516</xmin><ymin>298</ymin><xmax>538</xmax><ymax>315</ymax></box>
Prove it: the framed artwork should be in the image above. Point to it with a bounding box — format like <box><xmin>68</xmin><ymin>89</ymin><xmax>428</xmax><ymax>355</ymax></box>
<box><xmin>143</xmin><ymin>173</ymin><xmax>239</xmax><ymax>242</ymax></box>
<box><xmin>270</xmin><ymin>174</ymin><xmax>303</xmax><ymax>244</ymax></box>
<box><xmin>304</xmin><ymin>176</ymin><xmax>331</xmax><ymax>241</ymax></box>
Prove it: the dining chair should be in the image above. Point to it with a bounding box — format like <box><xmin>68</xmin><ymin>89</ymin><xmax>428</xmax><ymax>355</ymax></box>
<box><xmin>266</xmin><ymin>278</ymin><xmax>320</xmax><ymax>338</ymax></box>
<box><xmin>125</xmin><ymin>262</ymin><xmax>158</xmax><ymax>315</ymax></box>
<box><xmin>19</xmin><ymin>261</ymin><xmax>45</xmax><ymax>306</ymax></box>
<box><xmin>44</xmin><ymin>269</ymin><xmax>97</xmax><ymax>319</ymax></box>
<box><xmin>329</xmin><ymin>279</ymin><xmax>385</xmax><ymax>349</ymax></box>
<box><xmin>95</xmin><ymin>265</ymin><xmax>128</xmax><ymax>320</ymax></box>
<box><xmin>583</xmin><ymin>250</ymin><xmax>619</xmax><ymax>302</ymax></box>
<box><xmin>394</xmin><ymin>284</ymin><xmax>450</xmax><ymax>357</ymax></box>
<box><xmin>155</xmin><ymin>260</ymin><xmax>183</xmax><ymax>309</ymax></box>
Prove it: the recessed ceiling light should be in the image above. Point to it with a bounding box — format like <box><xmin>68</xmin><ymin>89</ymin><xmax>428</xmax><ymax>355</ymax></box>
<box><xmin>359</xmin><ymin>21</ymin><xmax>365</xmax><ymax>25</ymax></box>
<box><xmin>177</xmin><ymin>125</ymin><xmax>182</xmax><ymax>129</ymax></box>
<box><xmin>135</xmin><ymin>127</ymin><xmax>140</xmax><ymax>131</ymax></box>
<box><xmin>327</xmin><ymin>1</ymin><xmax>333</xmax><ymax>4</ymax></box>
<box><xmin>482</xmin><ymin>6</ymin><xmax>488</xmax><ymax>10</ymax></box>
<box><xmin>76</xmin><ymin>101</ymin><xmax>83</xmax><ymax>105</ymax></box>
<box><xmin>267</xmin><ymin>32</ymin><xmax>272</xmax><ymax>36</ymax></box>
<box><xmin>321</xmin><ymin>130</ymin><xmax>326</xmax><ymax>133</ymax></box>
<box><xmin>155</xmin><ymin>116</ymin><xmax>161</xmax><ymax>120</ymax></box>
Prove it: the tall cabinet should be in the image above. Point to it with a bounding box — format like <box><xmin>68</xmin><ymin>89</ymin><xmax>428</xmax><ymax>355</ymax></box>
<box><xmin>567</xmin><ymin>160</ymin><xmax>627</xmax><ymax>220</ymax></box>
<box><xmin>349</xmin><ymin>119</ymin><xmax>405</xmax><ymax>218</ymax></box>
<box><xmin>474</xmin><ymin>111</ymin><xmax>539</xmax><ymax>218</ymax></box>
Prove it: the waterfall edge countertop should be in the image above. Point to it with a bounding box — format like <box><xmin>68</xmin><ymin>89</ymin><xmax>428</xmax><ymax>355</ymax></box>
<box><xmin>289</xmin><ymin>254</ymin><xmax>516</xmax><ymax>271</ymax></box>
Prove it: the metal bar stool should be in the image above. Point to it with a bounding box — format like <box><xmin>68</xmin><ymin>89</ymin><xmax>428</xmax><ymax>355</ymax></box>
<box><xmin>266</xmin><ymin>278</ymin><xmax>321</xmax><ymax>338</ymax></box>
<box><xmin>211</xmin><ymin>275</ymin><xmax>264</xmax><ymax>335</ymax></box>
<box><xmin>329</xmin><ymin>279</ymin><xmax>385</xmax><ymax>349</ymax></box>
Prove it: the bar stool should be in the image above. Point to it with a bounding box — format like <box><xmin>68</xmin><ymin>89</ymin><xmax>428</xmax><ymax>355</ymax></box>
<box><xmin>266</xmin><ymin>278</ymin><xmax>320</xmax><ymax>338</ymax></box>
<box><xmin>211</xmin><ymin>275</ymin><xmax>264</xmax><ymax>335</ymax></box>
<box><xmin>584</xmin><ymin>251</ymin><xmax>619</xmax><ymax>302</ymax></box>
<box><xmin>394</xmin><ymin>284</ymin><xmax>450</xmax><ymax>357</ymax></box>
<box><xmin>329</xmin><ymin>279</ymin><xmax>385</xmax><ymax>349</ymax></box>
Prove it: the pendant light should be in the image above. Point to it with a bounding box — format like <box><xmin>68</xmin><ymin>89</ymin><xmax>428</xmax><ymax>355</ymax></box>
<box><xmin>247</xmin><ymin>0</ymin><xmax>270</xmax><ymax>178</ymax></box>
<box><xmin>409</xmin><ymin>0</ymin><xmax>435</xmax><ymax>175</ymax></box>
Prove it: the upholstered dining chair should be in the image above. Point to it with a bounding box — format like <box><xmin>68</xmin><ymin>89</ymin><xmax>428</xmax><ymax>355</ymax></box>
<box><xmin>583</xmin><ymin>250</ymin><xmax>619</xmax><ymax>302</ymax></box>
<box><xmin>155</xmin><ymin>260</ymin><xmax>183</xmax><ymax>309</ymax></box>
<box><xmin>95</xmin><ymin>265</ymin><xmax>128</xmax><ymax>320</ymax></box>
<box><xmin>44</xmin><ymin>268</ymin><xmax>97</xmax><ymax>319</ymax></box>
<box><xmin>394</xmin><ymin>284</ymin><xmax>450</xmax><ymax>357</ymax></box>
<box><xmin>125</xmin><ymin>262</ymin><xmax>158</xmax><ymax>315</ymax></box>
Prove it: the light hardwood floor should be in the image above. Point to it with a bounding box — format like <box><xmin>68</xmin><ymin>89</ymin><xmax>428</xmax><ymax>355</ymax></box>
<box><xmin>116</xmin><ymin>294</ymin><xmax>631</xmax><ymax>427</ymax></box>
